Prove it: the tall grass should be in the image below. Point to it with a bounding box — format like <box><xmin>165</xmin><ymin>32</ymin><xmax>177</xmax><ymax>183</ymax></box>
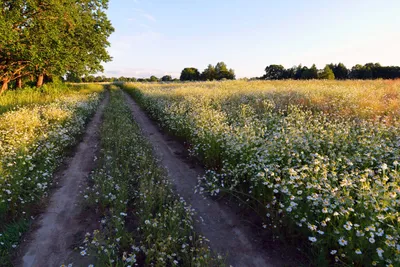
<box><xmin>0</xmin><ymin>83</ymin><xmax>104</xmax><ymax>115</ymax></box>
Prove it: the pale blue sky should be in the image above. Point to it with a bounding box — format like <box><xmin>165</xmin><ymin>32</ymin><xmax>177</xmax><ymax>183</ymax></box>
<box><xmin>102</xmin><ymin>0</ymin><xmax>400</xmax><ymax>78</ymax></box>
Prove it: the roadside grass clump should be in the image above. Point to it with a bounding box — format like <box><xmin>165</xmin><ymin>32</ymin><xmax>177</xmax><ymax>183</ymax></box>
<box><xmin>123</xmin><ymin>80</ymin><xmax>400</xmax><ymax>266</ymax></box>
<box><xmin>82</xmin><ymin>88</ymin><xmax>223</xmax><ymax>266</ymax></box>
<box><xmin>0</xmin><ymin>85</ymin><xmax>104</xmax><ymax>266</ymax></box>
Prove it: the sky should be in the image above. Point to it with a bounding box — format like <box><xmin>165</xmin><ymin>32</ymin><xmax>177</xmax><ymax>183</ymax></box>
<box><xmin>101</xmin><ymin>0</ymin><xmax>400</xmax><ymax>78</ymax></box>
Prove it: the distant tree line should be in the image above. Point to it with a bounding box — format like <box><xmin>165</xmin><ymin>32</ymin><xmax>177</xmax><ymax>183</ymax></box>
<box><xmin>180</xmin><ymin>62</ymin><xmax>235</xmax><ymax>81</ymax></box>
<box><xmin>67</xmin><ymin>62</ymin><xmax>237</xmax><ymax>83</ymax></box>
<box><xmin>67</xmin><ymin>75</ymin><xmax>181</xmax><ymax>83</ymax></box>
<box><xmin>67</xmin><ymin>62</ymin><xmax>400</xmax><ymax>84</ymax></box>
<box><xmin>262</xmin><ymin>63</ymin><xmax>400</xmax><ymax>80</ymax></box>
<box><xmin>0</xmin><ymin>0</ymin><xmax>113</xmax><ymax>94</ymax></box>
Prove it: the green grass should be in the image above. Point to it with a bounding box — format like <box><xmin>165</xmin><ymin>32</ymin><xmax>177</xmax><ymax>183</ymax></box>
<box><xmin>0</xmin><ymin>83</ymin><xmax>104</xmax><ymax>115</ymax></box>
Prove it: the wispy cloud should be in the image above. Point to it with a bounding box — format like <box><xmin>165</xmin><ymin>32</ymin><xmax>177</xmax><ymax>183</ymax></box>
<box><xmin>132</xmin><ymin>8</ymin><xmax>145</xmax><ymax>13</ymax></box>
<box><xmin>142</xmin><ymin>13</ymin><xmax>156</xmax><ymax>22</ymax></box>
<box><xmin>132</xmin><ymin>8</ymin><xmax>156</xmax><ymax>23</ymax></box>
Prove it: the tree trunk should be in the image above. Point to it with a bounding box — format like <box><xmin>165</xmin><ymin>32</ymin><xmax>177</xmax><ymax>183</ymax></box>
<box><xmin>17</xmin><ymin>77</ymin><xmax>23</xmax><ymax>88</ymax></box>
<box><xmin>36</xmin><ymin>74</ymin><xmax>44</xmax><ymax>87</ymax></box>
<box><xmin>0</xmin><ymin>79</ymin><xmax>9</xmax><ymax>94</ymax></box>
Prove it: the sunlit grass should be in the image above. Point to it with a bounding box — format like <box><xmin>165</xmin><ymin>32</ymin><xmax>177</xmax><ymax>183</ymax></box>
<box><xmin>123</xmin><ymin>80</ymin><xmax>400</xmax><ymax>266</ymax></box>
<box><xmin>0</xmin><ymin>83</ymin><xmax>104</xmax><ymax>115</ymax></box>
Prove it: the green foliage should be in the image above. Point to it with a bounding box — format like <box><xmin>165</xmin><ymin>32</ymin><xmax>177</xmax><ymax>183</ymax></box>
<box><xmin>328</xmin><ymin>63</ymin><xmax>349</xmax><ymax>80</ymax></box>
<box><xmin>200</xmin><ymin>64</ymin><xmax>217</xmax><ymax>81</ymax></box>
<box><xmin>0</xmin><ymin>219</ymin><xmax>30</xmax><ymax>266</ymax></box>
<box><xmin>66</xmin><ymin>72</ymin><xmax>82</xmax><ymax>83</ymax></box>
<box><xmin>318</xmin><ymin>65</ymin><xmax>335</xmax><ymax>80</ymax></box>
<box><xmin>0</xmin><ymin>0</ymin><xmax>114</xmax><ymax>89</ymax></box>
<box><xmin>161</xmin><ymin>75</ymin><xmax>172</xmax><ymax>82</ymax></box>
<box><xmin>264</xmin><ymin>65</ymin><xmax>286</xmax><ymax>80</ymax></box>
<box><xmin>180</xmin><ymin>67</ymin><xmax>200</xmax><ymax>81</ymax></box>
<box><xmin>215</xmin><ymin>62</ymin><xmax>235</xmax><ymax>80</ymax></box>
<box><xmin>149</xmin><ymin>75</ymin><xmax>159</xmax><ymax>82</ymax></box>
<box><xmin>260</xmin><ymin>62</ymin><xmax>400</xmax><ymax>80</ymax></box>
<box><xmin>200</xmin><ymin>62</ymin><xmax>235</xmax><ymax>81</ymax></box>
<box><xmin>302</xmin><ymin>64</ymin><xmax>318</xmax><ymax>79</ymax></box>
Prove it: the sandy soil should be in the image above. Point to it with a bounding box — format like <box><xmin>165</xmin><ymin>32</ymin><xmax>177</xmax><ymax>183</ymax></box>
<box><xmin>123</xmin><ymin>91</ymin><xmax>286</xmax><ymax>267</ymax></box>
<box><xmin>17</xmin><ymin>93</ymin><xmax>109</xmax><ymax>267</ymax></box>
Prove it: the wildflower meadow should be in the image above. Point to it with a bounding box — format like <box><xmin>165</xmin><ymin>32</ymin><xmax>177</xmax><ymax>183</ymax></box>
<box><xmin>124</xmin><ymin>80</ymin><xmax>400</xmax><ymax>266</ymax></box>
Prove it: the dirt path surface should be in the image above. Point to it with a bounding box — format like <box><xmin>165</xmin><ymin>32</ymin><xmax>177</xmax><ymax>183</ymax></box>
<box><xmin>18</xmin><ymin>93</ymin><xmax>109</xmax><ymax>267</ymax></box>
<box><xmin>123</xmin><ymin>92</ymin><xmax>284</xmax><ymax>267</ymax></box>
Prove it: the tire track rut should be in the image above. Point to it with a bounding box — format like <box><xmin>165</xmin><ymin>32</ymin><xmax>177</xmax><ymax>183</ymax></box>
<box><xmin>18</xmin><ymin>92</ymin><xmax>109</xmax><ymax>267</ymax></box>
<box><xmin>123</xmin><ymin>91</ymin><xmax>283</xmax><ymax>267</ymax></box>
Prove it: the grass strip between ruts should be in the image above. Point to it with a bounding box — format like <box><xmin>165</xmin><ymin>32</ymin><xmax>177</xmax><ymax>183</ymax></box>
<box><xmin>81</xmin><ymin>87</ymin><xmax>223</xmax><ymax>266</ymax></box>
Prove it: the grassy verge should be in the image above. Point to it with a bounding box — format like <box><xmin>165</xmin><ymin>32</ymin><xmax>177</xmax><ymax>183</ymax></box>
<box><xmin>0</xmin><ymin>85</ymin><xmax>104</xmax><ymax>266</ymax></box>
<box><xmin>82</xmin><ymin>87</ymin><xmax>223</xmax><ymax>266</ymax></box>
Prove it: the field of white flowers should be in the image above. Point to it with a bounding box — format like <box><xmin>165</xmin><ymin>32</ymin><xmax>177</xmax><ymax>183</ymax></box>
<box><xmin>124</xmin><ymin>80</ymin><xmax>400</xmax><ymax>266</ymax></box>
<box><xmin>80</xmin><ymin>87</ymin><xmax>222</xmax><ymax>266</ymax></box>
<box><xmin>0</xmin><ymin>84</ymin><xmax>104</xmax><ymax>265</ymax></box>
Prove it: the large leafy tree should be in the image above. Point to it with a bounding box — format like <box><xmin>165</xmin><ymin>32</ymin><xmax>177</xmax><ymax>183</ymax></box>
<box><xmin>301</xmin><ymin>64</ymin><xmax>318</xmax><ymax>79</ymax></box>
<box><xmin>200</xmin><ymin>64</ymin><xmax>217</xmax><ymax>81</ymax></box>
<box><xmin>31</xmin><ymin>0</ymin><xmax>114</xmax><ymax>87</ymax></box>
<box><xmin>215</xmin><ymin>62</ymin><xmax>235</xmax><ymax>80</ymax></box>
<box><xmin>328</xmin><ymin>63</ymin><xmax>349</xmax><ymax>80</ymax></box>
<box><xmin>0</xmin><ymin>0</ymin><xmax>113</xmax><ymax>92</ymax></box>
<box><xmin>180</xmin><ymin>68</ymin><xmax>200</xmax><ymax>81</ymax></box>
<box><xmin>319</xmin><ymin>65</ymin><xmax>335</xmax><ymax>80</ymax></box>
<box><xmin>264</xmin><ymin>64</ymin><xmax>285</xmax><ymax>80</ymax></box>
<box><xmin>161</xmin><ymin>75</ymin><xmax>172</xmax><ymax>82</ymax></box>
<box><xmin>0</xmin><ymin>0</ymin><xmax>32</xmax><ymax>92</ymax></box>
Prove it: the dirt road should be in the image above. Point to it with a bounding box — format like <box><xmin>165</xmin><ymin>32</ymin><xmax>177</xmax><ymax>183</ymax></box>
<box><xmin>123</xmin><ymin>91</ymin><xmax>284</xmax><ymax>267</ymax></box>
<box><xmin>18</xmin><ymin>94</ymin><xmax>109</xmax><ymax>267</ymax></box>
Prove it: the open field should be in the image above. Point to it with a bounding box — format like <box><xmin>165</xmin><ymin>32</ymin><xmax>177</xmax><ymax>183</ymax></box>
<box><xmin>4</xmin><ymin>1</ymin><xmax>400</xmax><ymax>266</ymax></box>
<box><xmin>123</xmin><ymin>80</ymin><xmax>400</xmax><ymax>266</ymax></box>
<box><xmin>1</xmin><ymin>80</ymin><xmax>399</xmax><ymax>267</ymax></box>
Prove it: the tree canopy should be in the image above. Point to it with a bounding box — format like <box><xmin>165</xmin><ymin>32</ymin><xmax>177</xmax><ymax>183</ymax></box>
<box><xmin>0</xmin><ymin>0</ymin><xmax>114</xmax><ymax>92</ymax></box>
<box><xmin>200</xmin><ymin>64</ymin><xmax>217</xmax><ymax>81</ymax></box>
<box><xmin>215</xmin><ymin>62</ymin><xmax>235</xmax><ymax>80</ymax></box>
<box><xmin>179</xmin><ymin>62</ymin><xmax>236</xmax><ymax>81</ymax></box>
<box><xmin>180</xmin><ymin>68</ymin><xmax>200</xmax><ymax>81</ymax></box>
<box><xmin>262</xmin><ymin>63</ymin><xmax>400</xmax><ymax>80</ymax></box>
<box><xmin>319</xmin><ymin>65</ymin><xmax>335</xmax><ymax>80</ymax></box>
<box><xmin>161</xmin><ymin>75</ymin><xmax>172</xmax><ymax>82</ymax></box>
<box><xmin>264</xmin><ymin>65</ymin><xmax>286</xmax><ymax>80</ymax></box>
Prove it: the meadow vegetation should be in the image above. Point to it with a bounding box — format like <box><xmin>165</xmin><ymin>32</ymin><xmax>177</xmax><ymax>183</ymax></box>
<box><xmin>80</xmin><ymin>88</ymin><xmax>222</xmax><ymax>266</ymax></box>
<box><xmin>0</xmin><ymin>84</ymin><xmax>104</xmax><ymax>266</ymax></box>
<box><xmin>0</xmin><ymin>83</ymin><xmax>104</xmax><ymax>115</ymax></box>
<box><xmin>123</xmin><ymin>80</ymin><xmax>400</xmax><ymax>266</ymax></box>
